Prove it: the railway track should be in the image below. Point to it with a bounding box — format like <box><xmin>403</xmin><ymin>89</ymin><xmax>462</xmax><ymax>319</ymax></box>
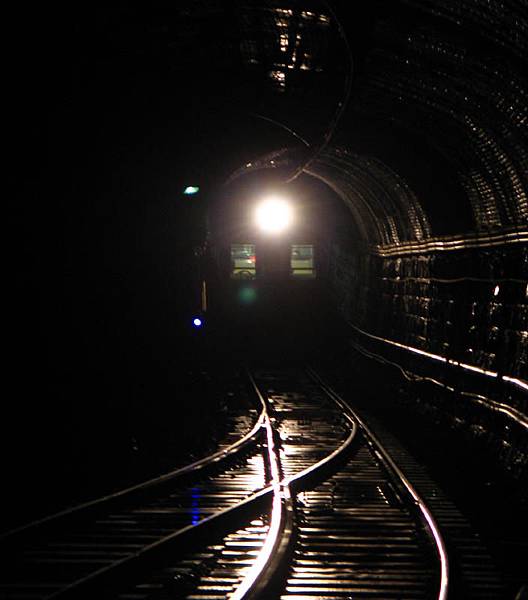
<box><xmin>1</xmin><ymin>368</ymin><xmax>449</xmax><ymax>600</ymax></box>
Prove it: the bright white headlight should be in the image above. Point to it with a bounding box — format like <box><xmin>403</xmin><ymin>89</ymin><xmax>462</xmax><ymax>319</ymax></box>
<box><xmin>255</xmin><ymin>197</ymin><xmax>293</xmax><ymax>234</ymax></box>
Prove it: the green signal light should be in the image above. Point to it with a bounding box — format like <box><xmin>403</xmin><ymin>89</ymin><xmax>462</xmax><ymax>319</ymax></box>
<box><xmin>183</xmin><ymin>186</ymin><xmax>200</xmax><ymax>195</ymax></box>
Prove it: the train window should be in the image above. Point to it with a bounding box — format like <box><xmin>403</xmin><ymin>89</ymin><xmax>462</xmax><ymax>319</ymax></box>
<box><xmin>291</xmin><ymin>244</ymin><xmax>315</xmax><ymax>278</ymax></box>
<box><xmin>230</xmin><ymin>244</ymin><xmax>256</xmax><ymax>279</ymax></box>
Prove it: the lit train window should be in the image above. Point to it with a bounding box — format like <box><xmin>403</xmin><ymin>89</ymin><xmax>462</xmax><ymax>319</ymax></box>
<box><xmin>291</xmin><ymin>244</ymin><xmax>315</xmax><ymax>278</ymax></box>
<box><xmin>230</xmin><ymin>244</ymin><xmax>256</xmax><ymax>279</ymax></box>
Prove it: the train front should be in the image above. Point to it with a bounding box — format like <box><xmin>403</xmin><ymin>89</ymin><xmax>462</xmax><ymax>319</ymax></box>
<box><xmin>204</xmin><ymin>172</ymin><xmax>346</xmax><ymax>362</ymax></box>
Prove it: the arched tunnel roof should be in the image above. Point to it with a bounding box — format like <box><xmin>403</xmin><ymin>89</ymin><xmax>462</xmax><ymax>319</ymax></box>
<box><xmin>183</xmin><ymin>0</ymin><xmax>526</xmax><ymax>397</ymax></box>
<box><xmin>7</xmin><ymin>6</ymin><xmax>526</xmax><ymax>584</ymax></box>
<box><xmin>19</xmin><ymin>0</ymin><xmax>527</xmax><ymax>408</ymax></box>
<box><xmin>52</xmin><ymin>1</ymin><xmax>528</xmax><ymax>247</ymax></box>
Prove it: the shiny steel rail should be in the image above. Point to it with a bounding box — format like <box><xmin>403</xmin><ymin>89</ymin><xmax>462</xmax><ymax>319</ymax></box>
<box><xmin>308</xmin><ymin>367</ymin><xmax>449</xmax><ymax>600</ymax></box>
<box><xmin>1</xmin><ymin>405</ymin><xmax>266</xmax><ymax>542</ymax></box>
<box><xmin>229</xmin><ymin>372</ymin><xmax>294</xmax><ymax>600</ymax></box>
<box><xmin>228</xmin><ymin>370</ymin><xmax>359</xmax><ymax>600</ymax></box>
<box><xmin>101</xmin><ymin>369</ymin><xmax>360</xmax><ymax>600</ymax></box>
<box><xmin>0</xmin><ymin>386</ymin><xmax>268</xmax><ymax>600</ymax></box>
<box><xmin>226</xmin><ymin>368</ymin><xmax>448</xmax><ymax>600</ymax></box>
<box><xmin>2</xmin><ymin>369</ymin><xmax>450</xmax><ymax>600</ymax></box>
<box><xmin>229</xmin><ymin>370</ymin><xmax>360</xmax><ymax>599</ymax></box>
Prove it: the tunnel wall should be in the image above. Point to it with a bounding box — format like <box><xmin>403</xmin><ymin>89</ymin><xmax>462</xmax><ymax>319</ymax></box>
<box><xmin>327</xmin><ymin>240</ymin><xmax>528</xmax><ymax>478</ymax></box>
<box><xmin>329</xmin><ymin>243</ymin><xmax>527</xmax><ymax>409</ymax></box>
<box><xmin>224</xmin><ymin>0</ymin><xmax>528</xmax><ymax>459</ymax></box>
<box><xmin>313</xmin><ymin>1</ymin><xmax>528</xmax><ymax>427</ymax></box>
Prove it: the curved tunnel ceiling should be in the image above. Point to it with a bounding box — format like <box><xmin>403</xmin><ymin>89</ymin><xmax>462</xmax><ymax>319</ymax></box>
<box><xmin>15</xmin><ymin>0</ymin><xmax>524</xmax><ymax>419</ymax></box>
<box><xmin>45</xmin><ymin>1</ymin><xmax>528</xmax><ymax>252</ymax></box>
<box><xmin>215</xmin><ymin>0</ymin><xmax>528</xmax><ymax>251</ymax></box>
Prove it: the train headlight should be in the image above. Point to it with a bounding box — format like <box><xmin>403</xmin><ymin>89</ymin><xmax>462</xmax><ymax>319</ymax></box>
<box><xmin>255</xmin><ymin>197</ymin><xmax>293</xmax><ymax>234</ymax></box>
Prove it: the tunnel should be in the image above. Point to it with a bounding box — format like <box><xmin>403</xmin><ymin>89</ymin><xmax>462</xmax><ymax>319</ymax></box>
<box><xmin>6</xmin><ymin>1</ymin><xmax>527</xmax><ymax>598</ymax></box>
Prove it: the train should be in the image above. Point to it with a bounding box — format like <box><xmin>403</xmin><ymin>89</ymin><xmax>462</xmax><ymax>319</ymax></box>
<box><xmin>187</xmin><ymin>172</ymin><xmax>346</xmax><ymax>357</ymax></box>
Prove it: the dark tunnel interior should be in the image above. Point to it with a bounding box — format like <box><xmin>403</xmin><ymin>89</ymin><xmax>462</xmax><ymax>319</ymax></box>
<box><xmin>6</xmin><ymin>1</ymin><xmax>527</xmax><ymax>595</ymax></box>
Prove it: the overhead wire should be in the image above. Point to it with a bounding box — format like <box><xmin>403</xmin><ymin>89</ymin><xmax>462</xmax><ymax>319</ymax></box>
<box><xmin>247</xmin><ymin>2</ymin><xmax>353</xmax><ymax>184</ymax></box>
<box><xmin>285</xmin><ymin>0</ymin><xmax>354</xmax><ymax>182</ymax></box>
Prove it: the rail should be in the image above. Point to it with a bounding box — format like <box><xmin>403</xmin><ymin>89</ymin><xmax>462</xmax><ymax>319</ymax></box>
<box><xmin>308</xmin><ymin>367</ymin><xmax>450</xmax><ymax>600</ymax></box>
<box><xmin>1</xmin><ymin>400</ymin><xmax>266</xmax><ymax>541</ymax></box>
<box><xmin>2</xmin><ymin>368</ymin><xmax>450</xmax><ymax>600</ymax></box>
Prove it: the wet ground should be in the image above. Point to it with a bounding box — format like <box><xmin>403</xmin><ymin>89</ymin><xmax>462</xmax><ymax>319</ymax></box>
<box><xmin>4</xmin><ymin>302</ymin><xmax>525</xmax><ymax>598</ymax></box>
<box><xmin>1</xmin><ymin>360</ymin><xmax>253</xmax><ymax>534</ymax></box>
<box><xmin>323</xmin><ymin>349</ymin><xmax>527</xmax><ymax>598</ymax></box>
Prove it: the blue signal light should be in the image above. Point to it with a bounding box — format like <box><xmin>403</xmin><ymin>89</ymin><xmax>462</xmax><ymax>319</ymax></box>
<box><xmin>192</xmin><ymin>317</ymin><xmax>203</xmax><ymax>328</ymax></box>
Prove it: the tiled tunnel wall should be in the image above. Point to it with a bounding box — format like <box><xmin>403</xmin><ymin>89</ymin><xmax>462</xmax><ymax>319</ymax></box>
<box><xmin>329</xmin><ymin>243</ymin><xmax>527</xmax><ymax>413</ymax></box>
<box><xmin>327</xmin><ymin>238</ymin><xmax>528</xmax><ymax>478</ymax></box>
<box><xmin>374</xmin><ymin>249</ymin><xmax>527</xmax><ymax>381</ymax></box>
<box><xmin>225</xmin><ymin>0</ymin><xmax>528</xmax><ymax>421</ymax></box>
<box><xmin>312</xmin><ymin>1</ymin><xmax>528</xmax><ymax>422</ymax></box>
